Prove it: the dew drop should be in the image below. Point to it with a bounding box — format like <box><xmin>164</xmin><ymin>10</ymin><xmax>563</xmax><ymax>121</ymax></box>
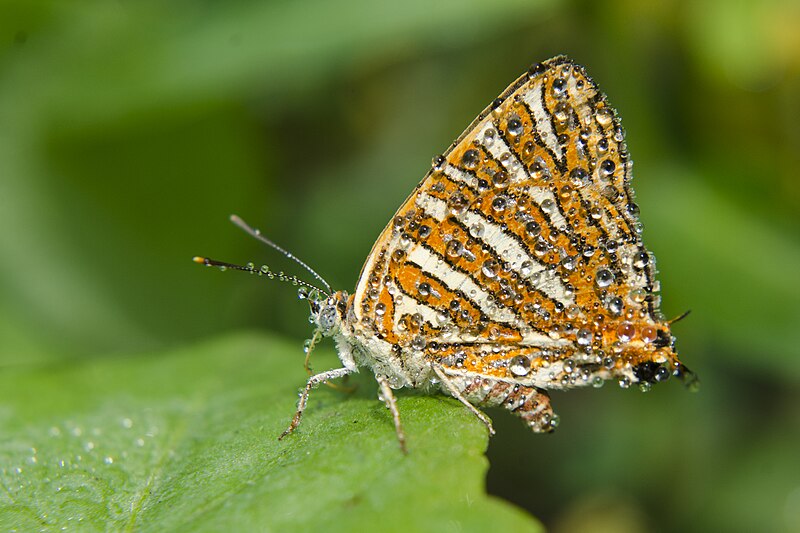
<box><xmin>492</xmin><ymin>195</ymin><xmax>508</xmax><ymax>213</ymax></box>
<box><xmin>655</xmin><ymin>366</ymin><xmax>671</xmax><ymax>382</ymax></box>
<box><xmin>530</xmin><ymin>156</ymin><xmax>552</xmax><ymax>181</ymax></box>
<box><xmin>509</xmin><ymin>356</ymin><xmax>531</xmax><ymax>376</ymax></box>
<box><xmin>553</xmin><ymin>102</ymin><xmax>570</xmax><ymax>123</ymax></box>
<box><xmin>461</xmin><ymin>149</ymin><xmax>480</xmax><ymax>170</ymax></box>
<box><xmin>507</xmin><ymin>116</ymin><xmax>523</xmax><ymax>137</ymax></box>
<box><xmin>607</xmin><ymin>296</ymin><xmax>623</xmax><ymax>316</ymax></box>
<box><xmin>569</xmin><ymin>167</ymin><xmax>589</xmax><ymax>188</ymax></box>
<box><xmin>447</xmin><ymin>192</ymin><xmax>470</xmax><ymax>216</ymax></box>
<box><xmin>469</xmin><ymin>222</ymin><xmax>485</xmax><ymax>238</ymax></box>
<box><xmin>630</xmin><ymin>288</ymin><xmax>647</xmax><ymax>303</ymax></box>
<box><xmin>633</xmin><ymin>250</ymin><xmax>649</xmax><ymax>269</ymax></box>
<box><xmin>418</xmin><ymin>282</ymin><xmax>432</xmax><ymax>297</ymax></box>
<box><xmin>525</xmin><ymin>221</ymin><xmax>541</xmax><ymax>237</ymax></box>
<box><xmin>528</xmin><ymin>62</ymin><xmax>546</xmax><ymax>79</ymax></box>
<box><xmin>576</xmin><ymin>135</ymin><xmax>588</xmax><ymax>159</ymax></box>
<box><xmin>483</xmin><ymin>127</ymin><xmax>496</xmax><ymax>146</ymax></box>
<box><xmin>411</xmin><ymin>336</ymin><xmax>426</xmax><ymax>351</ymax></box>
<box><xmin>446</xmin><ymin>240</ymin><xmax>464</xmax><ymax>258</ymax></box>
<box><xmin>481</xmin><ymin>260</ymin><xmax>499</xmax><ymax>279</ymax></box>
<box><xmin>641</xmin><ymin>326</ymin><xmax>657</xmax><ymax>344</ymax></box>
<box><xmin>561</xmin><ymin>255</ymin><xmax>576</xmax><ymax>271</ymax></box>
<box><xmin>522</xmin><ymin>141</ymin><xmax>535</xmax><ymax>158</ymax></box>
<box><xmin>576</xmin><ymin>328</ymin><xmax>593</xmax><ymax>346</ymax></box>
<box><xmin>616</xmin><ymin>322</ymin><xmax>635</xmax><ymax>342</ymax></box>
<box><xmin>596</xmin><ymin>107</ymin><xmax>614</xmax><ymax>127</ymax></box>
<box><xmin>492</xmin><ymin>170</ymin><xmax>509</xmax><ymax>188</ymax></box>
<box><xmin>599</xmin><ymin>158</ymin><xmax>616</xmax><ymax>178</ymax></box>
<box><xmin>552</xmin><ymin>78</ymin><xmax>568</xmax><ymax>99</ymax></box>
<box><xmin>595</xmin><ymin>268</ymin><xmax>615</xmax><ymax>288</ymax></box>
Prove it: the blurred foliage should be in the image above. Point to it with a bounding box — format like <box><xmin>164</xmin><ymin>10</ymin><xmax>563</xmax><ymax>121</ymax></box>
<box><xmin>0</xmin><ymin>0</ymin><xmax>798</xmax><ymax>531</ymax></box>
<box><xmin>0</xmin><ymin>333</ymin><xmax>539</xmax><ymax>532</ymax></box>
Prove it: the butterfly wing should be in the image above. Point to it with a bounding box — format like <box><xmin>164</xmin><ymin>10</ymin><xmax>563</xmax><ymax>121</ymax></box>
<box><xmin>353</xmin><ymin>56</ymin><xmax>683</xmax><ymax>390</ymax></box>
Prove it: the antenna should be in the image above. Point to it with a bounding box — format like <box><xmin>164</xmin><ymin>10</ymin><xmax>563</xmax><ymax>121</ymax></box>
<box><xmin>192</xmin><ymin>256</ymin><xmax>329</xmax><ymax>297</ymax></box>
<box><xmin>228</xmin><ymin>215</ymin><xmax>333</xmax><ymax>295</ymax></box>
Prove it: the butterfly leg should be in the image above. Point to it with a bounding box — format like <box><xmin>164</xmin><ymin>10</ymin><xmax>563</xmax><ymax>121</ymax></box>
<box><xmin>302</xmin><ymin>329</ymin><xmax>323</xmax><ymax>375</ymax></box>
<box><xmin>279</xmin><ymin>367</ymin><xmax>354</xmax><ymax>440</ymax></box>
<box><xmin>304</xmin><ymin>330</ymin><xmax>356</xmax><ymax>393</ymax></box>
<box><xmin>432</xmin><ymin>365</ymin><xmax>496</xmax><ymax>435</ymax></box>
<box><xmin>376</xmin><ymin>376</ymin><xmax>407</xmax><ymax>454</ymax></box>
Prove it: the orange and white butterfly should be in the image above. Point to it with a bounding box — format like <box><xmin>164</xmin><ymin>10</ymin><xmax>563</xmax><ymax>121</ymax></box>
<box><xmin>195</xmin><ymin>56</ymin><xmax>696</xmax><ymax>453</ymax></box>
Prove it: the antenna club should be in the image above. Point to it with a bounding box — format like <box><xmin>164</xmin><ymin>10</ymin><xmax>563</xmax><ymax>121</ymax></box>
<box><xmin>193</xmin><ymin>256</ymin><xmax>209</xmax><ymax>265</ymax></box>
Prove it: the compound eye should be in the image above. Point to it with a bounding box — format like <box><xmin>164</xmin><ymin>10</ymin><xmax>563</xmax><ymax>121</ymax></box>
<box><xmin>319</xmin><ymin>306</ymin><xmax>337</xmax><ymax>330</ymax></box>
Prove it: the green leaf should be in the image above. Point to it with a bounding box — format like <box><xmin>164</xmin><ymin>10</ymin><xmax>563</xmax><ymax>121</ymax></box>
<box><xmin>0</xmin><ymin>332</ymin><xmax>541</xmax><ymax>532</ymax></box>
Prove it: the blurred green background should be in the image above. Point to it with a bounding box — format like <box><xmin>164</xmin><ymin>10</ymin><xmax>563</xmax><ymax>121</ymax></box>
<box><xmin>1</xmin><ymin>0</ymin><xmax>798</xmax><ymax>531</ymax></box>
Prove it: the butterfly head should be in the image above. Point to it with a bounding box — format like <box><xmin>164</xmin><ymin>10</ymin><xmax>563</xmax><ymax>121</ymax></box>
<box><xmin>308</xmin><ymin>290</ymin><xmax>350</xmax><ymax>338</ymax></box>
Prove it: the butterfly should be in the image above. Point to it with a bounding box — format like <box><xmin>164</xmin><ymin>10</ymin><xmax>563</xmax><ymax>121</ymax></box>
<box><xmin>195</xmin><ymin>55</ymin><xmax>696</xmax><ymax>453</ymax></box>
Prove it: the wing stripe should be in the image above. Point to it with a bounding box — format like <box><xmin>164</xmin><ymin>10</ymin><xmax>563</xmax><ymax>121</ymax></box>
<box><xmin>416</xmin><ymin>192</ymin><xmax>574</xmax><ymax>307</ymax></box>
<box><xmin>524</xmin><ymin>81</ymin><xmax>563</xmax><ymax>161</ymax></box>
<box><xmin>408</xmin><ymin>243</ymin><xmax>517</xmax><ymax>325</ymax></box>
